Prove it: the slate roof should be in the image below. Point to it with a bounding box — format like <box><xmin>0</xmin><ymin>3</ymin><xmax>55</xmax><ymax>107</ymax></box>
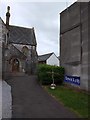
<box><xmin>38</xmin><ymin>53</ymin><xmax>53</xmax><ymax>62</ymax></box>
<box><xmin>9</xmin><ymin>25</ymin><xmax>37</xmax><ymax>46</ymax></box>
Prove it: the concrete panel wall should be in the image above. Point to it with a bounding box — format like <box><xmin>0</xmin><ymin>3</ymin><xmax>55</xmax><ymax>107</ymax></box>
<box><xmin>63</xmin><ymin>64</ymin><xmax>81</xmax><ymax>76</ymax></box>
<box><xmin>61</xmin><ymin>26</ymin><xmax>81</xmax><ymax>64</ymax></box>
<box><xmin>60</xmin><ymin>2</ymin><xmax>80</xmax><ymax>34</ymax></box>
<box><xmin>80</xmin><ymin>3</ymin><xmax>89</xmax><ymax>91</ymax></box>
<box><xmin>60</xmin><ymin>2</ymin><xmax>89</xmax><ymax>91</ymax></box>
<box><xmin>80</xmin><ymin>64</ymin><xmax>88</xmax><ymax>91</ymax></box>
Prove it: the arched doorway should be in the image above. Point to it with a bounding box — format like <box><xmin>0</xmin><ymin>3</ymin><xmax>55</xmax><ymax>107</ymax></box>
<box><xmin>12</xmin><ymin>58</ymin><xmax>19</xmax><ymax>72</ymax></box>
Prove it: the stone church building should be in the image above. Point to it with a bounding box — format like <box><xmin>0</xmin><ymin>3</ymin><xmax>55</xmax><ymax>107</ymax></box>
<box><xmin>1</xmin><ymin>6</ymin><xmax>37</xmax><ymax>79</ymax></box>
<box><xmin>60</xmin><ymin>2</ymin><xmax>90</xmax><ymax>91</ymax></box>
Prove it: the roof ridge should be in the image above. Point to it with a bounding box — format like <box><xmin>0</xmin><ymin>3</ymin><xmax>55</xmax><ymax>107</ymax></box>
<box><xmin>38</xmin><ymin>52</ymin><xmax>54</xmax><ymax>61</ymax></box>
<box><xmin>0</xmin><ymin>17</ymin><xmax>5</xmax><ymax>25</ymax></box>
<box><xmin>10</xmin><ymin>25</ymin><xmax>33</xmax><ymax>30</ymax></box>
<box><xmin>39</xmin><ymin>52</ymin><xmax>53</xmax><ymax>57</ymax></box>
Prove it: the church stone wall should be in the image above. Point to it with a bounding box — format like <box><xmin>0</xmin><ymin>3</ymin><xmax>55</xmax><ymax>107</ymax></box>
<box><xmin>88</xmin><ymin>2</ymin><xmax>90</xmax><ymax>91</ymax></box>
<box><xmin>0</xmin><ymin>18</ymin><xmax>2</xmax><ymax>79</ymax></box>
<box><xmin>0</xmin><ymin>18</ymin><xmax>8</xmax><ymax>80</ymax></box>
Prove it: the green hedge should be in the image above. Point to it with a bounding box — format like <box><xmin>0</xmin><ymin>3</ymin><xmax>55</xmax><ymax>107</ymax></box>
<box><xmin>37</xmin><ymin>64</ymin><xmax>65</xmax><ymax>85</ymax></box>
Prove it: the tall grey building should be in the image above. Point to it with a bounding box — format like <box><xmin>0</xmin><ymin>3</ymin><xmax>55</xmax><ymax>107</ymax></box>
<box><xmin>60</xmin><ymin>2</ymin><xmax>90</xmax><ymax>91</ymax></box>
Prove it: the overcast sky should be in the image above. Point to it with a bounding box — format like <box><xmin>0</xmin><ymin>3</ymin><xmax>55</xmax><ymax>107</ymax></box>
<box><xmin>1</xmin><ymin>0</ymin><xmax>76</xmax><ymax>56</ymax></box>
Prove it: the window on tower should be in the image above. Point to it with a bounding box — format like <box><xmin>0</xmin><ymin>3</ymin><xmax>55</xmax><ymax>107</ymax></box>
<box><xmin>22</xmin><ymin>46</ymin><xmax>29</xmax><ymax>56</ymax></box>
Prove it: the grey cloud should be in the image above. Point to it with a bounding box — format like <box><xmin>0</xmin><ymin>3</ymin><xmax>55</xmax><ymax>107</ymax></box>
<box><xmin>1</xmin><ymin>1</ymin><xmax>75</xmax><ymax>56</ymax></box>
<box><xmin>16</xmin><ymin>2</ymin><xmax>66</xmax><ymax>56</ymax></box>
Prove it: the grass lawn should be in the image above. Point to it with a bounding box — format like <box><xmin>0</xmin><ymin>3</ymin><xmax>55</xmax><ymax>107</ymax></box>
<box><xmin>44</xmin><ymin>85</ymin><xmax>89</xmax><ymax>118</ymax></box>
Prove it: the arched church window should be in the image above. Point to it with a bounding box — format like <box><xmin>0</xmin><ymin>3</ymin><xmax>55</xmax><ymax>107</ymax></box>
<box><xmin>22</xmin><ymin>46</ymin><xmax>29</xmax><ymax>56</ymax></box>
<box><xmin>32</xmin><ymin>46</ymin><xmax>35</xmax><ymax>50</ymax></box>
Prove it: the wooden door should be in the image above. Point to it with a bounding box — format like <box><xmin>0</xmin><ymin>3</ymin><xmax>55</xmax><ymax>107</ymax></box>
<box><xmin>12</xmin><ymin>59</ymin><xmax>19</xmax><ymax>72</ymax></box>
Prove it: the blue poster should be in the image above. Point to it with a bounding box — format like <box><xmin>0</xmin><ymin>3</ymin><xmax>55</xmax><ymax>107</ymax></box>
<box><xmin>64</xmin><ymin>75</ymin><xmax>80</xmax><ymax>85</ymax></box>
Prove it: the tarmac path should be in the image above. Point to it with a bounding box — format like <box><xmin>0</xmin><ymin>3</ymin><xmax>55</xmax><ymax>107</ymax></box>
<box><xmin>7</xmin><ymin>73</ymin><xmax>78</xmax><ymax>118</ymax></box>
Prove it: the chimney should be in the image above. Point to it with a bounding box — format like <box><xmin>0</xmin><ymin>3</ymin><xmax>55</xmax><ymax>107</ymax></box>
<box><xmin>6</xmin><ymin>6</ymin><xmax>10</xmax><ymax>28</ymax></box>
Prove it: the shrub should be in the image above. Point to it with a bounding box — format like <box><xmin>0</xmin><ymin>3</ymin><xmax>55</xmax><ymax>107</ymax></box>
<box><xmin>37</xmin><ymin>64</ymin><xmax>65</xmax><ymax>85</ymax></box>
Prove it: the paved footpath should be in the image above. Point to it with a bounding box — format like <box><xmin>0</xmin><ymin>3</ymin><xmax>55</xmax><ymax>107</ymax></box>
<box><xmin>7</xmin><ymin>73</ymin><xmax>79</xmax><ymax>118</ymax></box>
